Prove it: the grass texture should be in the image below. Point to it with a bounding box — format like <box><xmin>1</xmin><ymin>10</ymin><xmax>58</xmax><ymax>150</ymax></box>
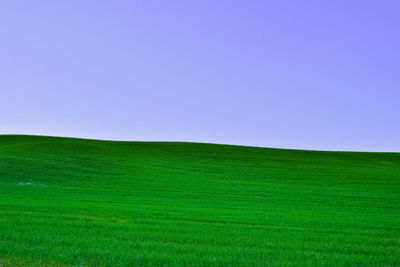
<box><xmin>0</xmin><ymin>135</ymin><xmax>399</xmax><ymax>266</ymax></box>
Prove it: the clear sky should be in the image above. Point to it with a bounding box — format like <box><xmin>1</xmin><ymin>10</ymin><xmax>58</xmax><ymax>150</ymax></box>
<box><xmin>1</xmin><ymin>1</ymin><xmax>399</xmax><ymax>151</ymax></box>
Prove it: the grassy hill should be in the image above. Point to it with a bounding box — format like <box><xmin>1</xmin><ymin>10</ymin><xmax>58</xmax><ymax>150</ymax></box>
<box><xmin>0</xmin><ymin>135</ymin><xmax>399</xmax><ymax>266</ymax></box>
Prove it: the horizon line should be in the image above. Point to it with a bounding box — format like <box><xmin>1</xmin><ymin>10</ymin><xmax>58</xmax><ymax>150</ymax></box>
<box><xmin>1</xmin><ymin>134</ymin><xmax>399</xmax><ymax>154</ymax></box>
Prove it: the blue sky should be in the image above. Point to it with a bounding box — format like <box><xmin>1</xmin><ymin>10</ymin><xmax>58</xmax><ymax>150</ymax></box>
<box><xmin>1</xmin><ymin>1</ymin><xmax>399</xmax><ymax>151</ymax></box>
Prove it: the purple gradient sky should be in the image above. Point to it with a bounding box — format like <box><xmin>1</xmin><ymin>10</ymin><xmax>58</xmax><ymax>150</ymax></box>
<box><xmin>1</xmin><ymin>1</ymin><xmax>399</xmax><ymax>151</ymax></box>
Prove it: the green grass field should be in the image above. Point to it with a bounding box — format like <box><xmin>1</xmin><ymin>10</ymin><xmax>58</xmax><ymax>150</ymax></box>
<box><xmin>0</xmin><ymin>135</ymin><xmax>399</xmax><ymax>266</ymax></box>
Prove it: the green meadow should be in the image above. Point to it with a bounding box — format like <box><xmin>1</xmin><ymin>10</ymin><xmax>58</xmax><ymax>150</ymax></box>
<box><xmin>0</xmin><ymin>135</ymin><xmax>399</xmax><ymax>266</ymax></box>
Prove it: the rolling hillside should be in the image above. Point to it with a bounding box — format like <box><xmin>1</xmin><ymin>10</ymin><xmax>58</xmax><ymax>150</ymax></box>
<box><xmin>0</xmin><ymin>135</ymin><xmax>399</xmax><ymax>266</ymax></box>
